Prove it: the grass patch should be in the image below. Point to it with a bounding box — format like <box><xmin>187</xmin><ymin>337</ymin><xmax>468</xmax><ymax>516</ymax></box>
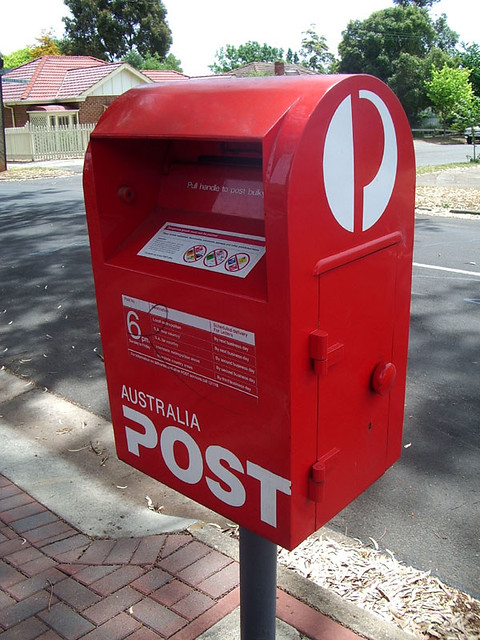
<box><xmin>416</xmin><ymin>162</ymin><xmax>473</xmax><ymax>175</ymax></box>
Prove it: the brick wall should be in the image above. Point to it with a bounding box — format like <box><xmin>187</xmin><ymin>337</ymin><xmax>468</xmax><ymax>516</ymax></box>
<box><xmin>5</xmin><ymin>105</ymin><xmax>29</xmax><ymax>128</ymax></box>
<box><xmin>3</xmin><ymin>96</ymin><xmax>117</xmax><ymax>128</ymax></box>
<box><xmin>79</xmin><ymin>96</ymin><xmax>117</xmax><ymax>124</ymax></box>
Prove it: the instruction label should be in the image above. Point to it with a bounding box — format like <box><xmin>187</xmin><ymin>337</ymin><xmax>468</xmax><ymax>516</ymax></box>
<box><xmin>123</xmin><ymin>295</ymin><xmax>258</xmax><ymax>398</ymax></box>
<box><xmin>138</xmin><ymin>223</ymin><xmax>265</xmax><ymax>278</ymax></box>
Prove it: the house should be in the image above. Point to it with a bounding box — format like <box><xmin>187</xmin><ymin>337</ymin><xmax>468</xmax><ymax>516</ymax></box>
<box><xmin>1</xmin><ymin>55</ymin><xmax>189</xmax><ymax>129</ymax></box>
<box><xmin>226</xmin><ymin>61</ymin><xmax>317</xmax><ymax>77</ymax></box>
<box><xmin>141</xmin><ymin>69</ymin><xmax>187</xmax><ymax>83</ymax></box>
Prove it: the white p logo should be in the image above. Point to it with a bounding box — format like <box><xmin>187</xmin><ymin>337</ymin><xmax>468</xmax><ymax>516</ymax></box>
<box><xmin>323</xmin><ymin>90</ymin><xmax>398</xmax><ymax>232</ymax></box>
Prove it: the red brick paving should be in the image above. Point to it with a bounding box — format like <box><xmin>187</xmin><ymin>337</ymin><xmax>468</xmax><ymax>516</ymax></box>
<box><xmin>83</xmin><ymin>586</ymin><xmax>143</xmax><ymax>626</ymax></box>
<box><xmin>131</xmin><ymin>569</ymin><xmax>171</xmax><ymax>595</ymax></box>
<box><xmin>195</xmin><ymin>561</ymin><xmax>239</xmax><ymax>599</ymax></box>
<box><xmin>150</xmin><ymin>580</ymin><xmax>192</xmax><ymax>608</ymax></box>
<box><xmin>0</xmin><ymin>473</ymin><xmax>364</xmax><ymax>639</ymax></box>
<box><xmin>277</xmin><ymin>589</ymin><xmax>363</xmax><ymax>640</ymax></box>
<box><xmin>103</xmin><ymin>538</ymin><xmax>141</xmax><ymax>566</ymax></box>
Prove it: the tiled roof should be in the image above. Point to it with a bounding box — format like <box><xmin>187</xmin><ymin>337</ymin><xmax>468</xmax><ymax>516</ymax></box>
<box><xmin>141</xmin><ymin>69</ymin><xmax>188</xmax><ymax>82</ymax></box>
<box><xmin>1</xmin><ymin>61</ymin><xmax>35</xmax><ymax>100</ymax></box>
<box><xmin>2</xmin><ymin>56</ymin><xmax>118</xmax><ymax>102</ymax></box>
<box><xmin>1</xmin><ymin>56</ymin><xmax>194</xmax><ymax>107</ymax></box>
<box><xmin>57</xmin><ymin>63</ymin><xmax>124</xmax><ymax>98</ymax></box>
<box><xmin>227</xmin><ymin>62</ymin><xmax>317</xmax><ymax>77</ymax></box>
<box><xmin>28</xmin><ymin>104</ymin><xmax>73</xmax><ymax>111</ymax></box>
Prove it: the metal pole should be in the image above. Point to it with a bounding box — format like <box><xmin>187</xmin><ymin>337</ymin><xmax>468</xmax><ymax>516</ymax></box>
<box><xmin>239</xmin><ymin>527</ymin><xmax>277</xmax><ymax>640</ymax></box>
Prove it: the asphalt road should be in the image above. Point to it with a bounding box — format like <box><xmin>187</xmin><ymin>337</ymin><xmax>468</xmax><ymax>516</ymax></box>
<box><xmin>0</xmin><ymin>165</ymin><xmax>479</xmax><ymax>597</ymax></box>
<box><xmin>414</xmin><ymin>140</ymin><xmax>477</xmax><ymax>166</ymax></box>
<box><xmin>0</xmin><ymin>176</ymin><xmax>110</xmax><ymax>416</ymax></box>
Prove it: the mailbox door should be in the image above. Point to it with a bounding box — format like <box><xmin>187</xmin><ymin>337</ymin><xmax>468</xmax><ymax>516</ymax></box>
<box><xmin>313</xmin><ymin>241</ymin><xmax>399</xmax><ymax>526</ymax></box>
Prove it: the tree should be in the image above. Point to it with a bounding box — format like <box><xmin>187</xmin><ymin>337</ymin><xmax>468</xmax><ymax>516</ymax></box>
<box><xmin>339</xmin><ymin>6</ymin><xmax>441</xmax><ymax>79</ymax></box>
<box><xmin>62</xmin><ymin>0</ymin><xmax>172</xmax><ymax>62</ymax></box>
<box><xmin>210</xmin><ymin>42</ymin><xmax>285</xmax><ymax>73</ymax></box>
<box><xmin>389</xmin><ymin>53</ymin><xmax>428</xmax><ymax>121</ymax></box>
<box><xmin>337</xmin><ymin>4</ymin><xmax>459</xmax><ymax>122</ymax></box>
<box><xmin>123</xmin><ymin>50</ymin><xmax>182</xmax><ymax>72</ymax></box>
<box><xmin>2</xmin><ymin>48</ymin><xmax>31</xmax><ymax>68</ymax></box>
<box><xmin>425</xmin><ymin>64</ymin><xmax>476</xmax><ymax>131</ymax></box>
<box><xmin>463</xmin><ymin>95</ymin><xmax>480</xmax><ymax>160</ymax></box>
<box><xmin>30</xmin><ymin>30</ymin><xmax>62</xmax><ymax>58</ymax></box>
<box><xmin>2</xmin><ymin>31</ymin><xmax>62</xmax><ymax>68</ymax></box>
<box><xmin>458</xmin><ymin>43</ymin><xmax>480</xmax><ymax>97</ymax></box>
<box><xmin>298</xmin><ymin>26</ymin><xmax>334</xmax><ymax>73</ymax></box>
<box><xmin>392</xmin><ymin>0</ymin><xmax>440</xmax><ymax>6</ymax></box>
<box><xmin>143</xmin><ymin>53</ymin><xmax>182</xmax><ymax>72</ymax></box>
<box><xmin>286</xmin><ymin>48</ymin><xmax>299</xmax><ymax>65</ymax></box>
<box><xmin>433</xmin><ymin>14</ymin><xmax>459</xmax><ymax>53</ymax></box>
<box><xmin>121</xmin><ymin>50</ymin><xmax>144</xmax><ymax>69</ymax></box>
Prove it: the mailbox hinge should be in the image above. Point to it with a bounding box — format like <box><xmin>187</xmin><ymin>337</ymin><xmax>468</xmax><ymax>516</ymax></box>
<box><xmin>309</xmin><ymin>448</ymin><xmax>340</xmax><ymax>503</ymax></box>
<box><xmin>309</xmin><ymin>330</ymin><xmax>344</xmax><ymax>375</ymax></box>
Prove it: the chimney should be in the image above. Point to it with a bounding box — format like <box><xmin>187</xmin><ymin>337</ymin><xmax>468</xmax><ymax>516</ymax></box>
<box><xmin>274</xmin><ymin>61</ymin><xmax>285</xmax><ymax>76</ymax></box>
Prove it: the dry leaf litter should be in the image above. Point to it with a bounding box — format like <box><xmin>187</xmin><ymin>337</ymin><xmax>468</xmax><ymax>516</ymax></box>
<box><xmin>416</xmin><ymin>165</ymin><xmax>480</xmax><ymax>215</ymax></box>
<box><xmin>216</xmin><ymin>521</ymin><xmax>480</xmax><ymax>640</ymax></box>
<box><xmin>0</xmin><ymin>167</ymin><xmax>74</xmax><ymax>181</ymax></box>
<box><xmin>416</xmin><ymin>185</ymin><xmax>480</xmax><ymax>214</ymax></box>
<box><xmin>277</xmin><ymin>534</ymin><xmax>480</xmax><ymax>640</ymax></box>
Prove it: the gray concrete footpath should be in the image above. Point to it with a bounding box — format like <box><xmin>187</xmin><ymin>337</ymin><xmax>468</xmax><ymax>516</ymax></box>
<box><xmin>0</xmin><ymin>367</ymin><xmax>415</xmax><ymax>640</ymax></box>
<box><xmin>0</xmin><ymin>368</ymin><xmax>194</xmax><ymax>538</ymax></box>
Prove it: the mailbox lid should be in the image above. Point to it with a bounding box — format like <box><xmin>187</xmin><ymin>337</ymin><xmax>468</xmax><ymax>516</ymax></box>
<box><xmin>90</xmin><ymin>76</ymin><xmax>342</xmax><ymax>141</ymax></box>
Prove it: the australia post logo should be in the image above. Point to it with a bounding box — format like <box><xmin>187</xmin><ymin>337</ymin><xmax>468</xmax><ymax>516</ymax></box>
<box><xmin>120</xmin><ymin>384</ymin><xmax>291</xmax><ymax>530</ymax></box>
<box><xmin>323</xmin><ymin>89</ymin><xmax>398</xmax><ymax>233</ymax></box>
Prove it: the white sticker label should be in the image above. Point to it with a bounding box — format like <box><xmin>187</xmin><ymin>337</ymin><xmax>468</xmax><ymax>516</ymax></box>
<box><xmin>138</xmin><ymin>222</ymin><xmax>265</xmax><ymax>278</ymax></box>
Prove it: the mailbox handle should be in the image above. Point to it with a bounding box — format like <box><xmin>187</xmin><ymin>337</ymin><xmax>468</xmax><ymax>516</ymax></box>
<box><xmin>313</xmin><ymin>232</ymin><xmax>402</xmax><ymax>276</ymax></box>
<box><xmin>309</xmin><ymin>330</ymin><xmax>344</xmax><ymax>376</ymax></box>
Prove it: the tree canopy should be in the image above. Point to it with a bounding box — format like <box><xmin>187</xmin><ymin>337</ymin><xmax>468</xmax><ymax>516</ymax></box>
<box><xmin>210</xmin><ymin>27</ymin><xmax>335</xmax><ymax>74</ymax></box>
<box><xmin>2</xmin><ymin>48</ymin><xmax>32</xmax><ymax>68</ymax></box>
<box><xmin>336</xmin><ymin>4</ymin><xmax>459</xmax><ymax>122</ymax></box>
<box><xmin>298</xmin><ymin>26</ymin><xmax>334</xmax><ymax>73</ymax></box>
<box><xmin>30</xmin><ymin>30</ymin><xmax>62</xmax><ymax>58</ymax></box>
<box><xmin>458</xmin><ymin>43</ymin><xmax>480</xmax><ymax>98</ymax></box>
<box><xmin>426</xmin><ymin>64</ymin><xmax>479</xmax><ymax>131</ymax></box>
<box><xmin>122</xmin><ymin>50</ymin><xmax>182</xmax><ymax>72</ymax></box>
<box><xmin>62</xmin><ymin>0</ymin><xmax>172</xmax><ymax>62</ymax></box>
<box><xmin>210</xmin><ymin>42</ymin><xmax>285</xmax><ymax>74</ymax></box>
<box><xmin>2</xmin><ymin>31</ymin><xmax>62</xmax><ymax>68</ymax></box>
<box><xmin>392</xmin><ymin>0</ymin><xmax>440</xmax><ymax>6</ymax></box>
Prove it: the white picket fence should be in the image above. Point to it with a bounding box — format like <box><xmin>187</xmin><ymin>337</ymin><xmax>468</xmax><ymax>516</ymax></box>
<box><xmin>5</xmin><ymin>123</ymin><xmax>95</xmax><ymax>161</ymax></box>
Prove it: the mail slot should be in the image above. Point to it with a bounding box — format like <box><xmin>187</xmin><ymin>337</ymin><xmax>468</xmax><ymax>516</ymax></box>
<box><xmin>83</xmin><ymin>75</ymin><xmax>415</xmax><ymax>550</ymax></box>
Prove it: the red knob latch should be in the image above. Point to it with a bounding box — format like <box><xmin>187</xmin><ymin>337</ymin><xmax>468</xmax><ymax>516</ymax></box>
<box><xmin>118</xmin><ymin>185</ymin><xmax>136</xmax><ymax>204</ymax></box>
<box><xmin>371</xmin><ymin>362</ymin><xmax>396</xmax><ymax>395</ymax></box>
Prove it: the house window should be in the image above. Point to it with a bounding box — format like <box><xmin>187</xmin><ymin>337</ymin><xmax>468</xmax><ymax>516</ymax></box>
<box><xmin>30</xmin><ymin>114</ymin><xmax>48</xmax><ymax>128</ymax></box>
<box><xmin>28</xmin><ymin>110</ymin><xmax>79</xmax><ymax>128</ymax></box>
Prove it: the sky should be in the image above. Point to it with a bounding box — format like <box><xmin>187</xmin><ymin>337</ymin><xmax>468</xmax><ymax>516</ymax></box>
<box><xmin>0</xmin><ymin>0</ymin><xmax>477</xmax><ymax>76</ymax></box>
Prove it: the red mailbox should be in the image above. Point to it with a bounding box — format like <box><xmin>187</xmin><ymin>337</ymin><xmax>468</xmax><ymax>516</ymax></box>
<box><xmin>83</xmin><ymin>75</ymin><xmax>415</xmax><ymax>550</ymax></box>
